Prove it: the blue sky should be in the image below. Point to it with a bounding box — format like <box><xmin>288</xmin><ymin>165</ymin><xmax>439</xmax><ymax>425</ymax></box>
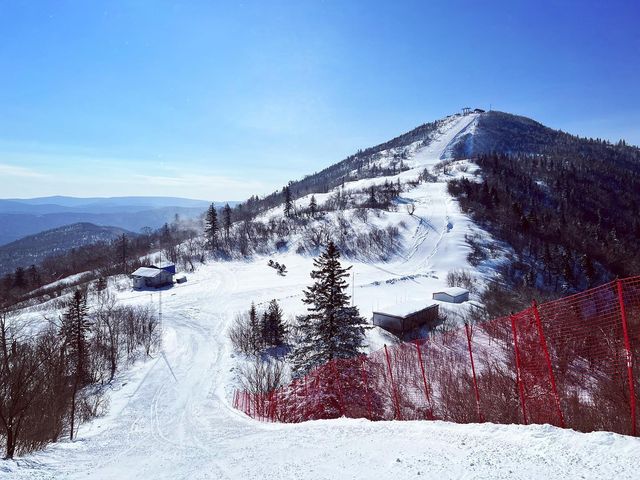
<box><xmin>1</xmin><ymin>0</ymin><xmax>638</xmax><ymax>201</ymax></box>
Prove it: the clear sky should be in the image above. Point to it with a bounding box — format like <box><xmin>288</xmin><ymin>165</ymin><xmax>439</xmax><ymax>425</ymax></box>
<box><xmin>1</xmin><ymin>0</ymin><xmax>638</xmax><ymax>201</ymax></box>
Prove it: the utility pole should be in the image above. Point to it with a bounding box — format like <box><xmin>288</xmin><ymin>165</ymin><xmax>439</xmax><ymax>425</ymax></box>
<box><xmin>351</xmin><ymin>271</ymin><xmax>355</xmax><ymax>306</ymax></box>
<box><xmin>159</xmin><ymin>290</ymin><xmax>163</xmax><ymax>347</ymax></box>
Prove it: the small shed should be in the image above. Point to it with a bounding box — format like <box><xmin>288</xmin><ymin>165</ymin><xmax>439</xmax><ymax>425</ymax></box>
<box><xmin>373</xmin><ymin>301</ymin><xmax>439</xmax><ymax>336</ymax></box>
<box><xmin>131</xmin><ymin>267</ymin><xmax>174</xmax><ymax>289</ymax></box>
<box><xmin>432</xmin><ymin>287</ymin><xmax>469</xmax><ymax>304</ymax></box>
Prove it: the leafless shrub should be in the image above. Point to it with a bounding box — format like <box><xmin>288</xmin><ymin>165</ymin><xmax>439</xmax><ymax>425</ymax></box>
<box><xmin>240</xmin><ymin>357</ymin><xmax>286</xmax><ymax>394</ymax></box>
<box><xmin>354</xmin><ymin>207</ymin><xmax>369</xmax><ymax>223</ymax></box>
<box><xmin>406</xmin><ymin>203</ymin><xmax>416</xmax><ymax>215</ymax></box>
<box><xmin>228</xmin><ymin>312</ymin><xmax>258</xmax><ymax>355</ymax></box>
<box><xmin>446</xmin><ymin>268</ymin><xmax>476</xmax><ymax>293</ymax></box>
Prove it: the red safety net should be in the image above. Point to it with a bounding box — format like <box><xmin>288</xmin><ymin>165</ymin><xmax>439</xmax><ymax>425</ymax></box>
<box><xmin>233</xmin><ymin>277</ymin><xmax>639</xmax><ymax>436</ymax></box>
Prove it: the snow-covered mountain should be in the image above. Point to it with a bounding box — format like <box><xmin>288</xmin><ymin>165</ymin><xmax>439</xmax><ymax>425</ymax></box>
<box><xmin>5</xmin><ymin>110</ymin><xmax>640</xmax><ymax>479</ymax></box>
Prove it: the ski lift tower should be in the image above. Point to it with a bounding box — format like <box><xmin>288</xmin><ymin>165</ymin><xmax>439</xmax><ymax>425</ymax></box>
<box><xmin>462</xmin><ymin>107</ymin><xmax>471</xmax><ymax>116</ymax></box>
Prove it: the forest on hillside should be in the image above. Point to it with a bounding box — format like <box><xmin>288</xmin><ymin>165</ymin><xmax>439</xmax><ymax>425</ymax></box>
<box><xmin>448</xmin><ymin>143</ymin><xmax>640</xmax><ymax>293</ymax></box>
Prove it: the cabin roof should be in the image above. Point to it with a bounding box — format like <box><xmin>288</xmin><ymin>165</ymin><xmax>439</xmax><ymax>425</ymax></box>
<box><xmin>131</xmin><ymin>267</ymin><xmax>165</xmax><ymax>278</ymax></box>
<box><xmin>433</xmin><ymin>287</ymin><xmax>469</xmax><ymax>297</ymax></box>
<box><xmin>373</xmin><ymin>301</ymin><xmax>438</xmax><ymax>319</ymax></box>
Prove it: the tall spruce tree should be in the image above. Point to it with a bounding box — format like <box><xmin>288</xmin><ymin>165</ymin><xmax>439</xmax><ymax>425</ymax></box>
<box><xmin>204</xmin><ymin>203</ymin><xmax>219</xmax><ymax>250</ymax></box>
<box><xmin>222</xmin><ymin>203</ymin><xmax>232</xmax><ymax>241</ymax></box>
<box><xmin>292</xmin><ymin>241</ymin><xmax>365</xmax><ymax>376</ymax></box>
<box><xmin>309</xmin><ymin>195</ymin><xmax>317</xmax><ymax>217</ymax></box>
<box><xmin>261</xmin><ymin>299</ymin><xmax>287</xmax><ymax>348</ymax></box>
<box><xmin>248</xmin><ymin>302</ymin><xmax>262</xmax><ymax>354</ymax></box>
<box><xmin>283</xmin><ymin>186</ymin><xmax>293</xmax><ymax>218</ymax></box>
<box><xmin>60</xmin><ymin>289</ymin><xmax>91</xmax><ymax>440</ymax></box>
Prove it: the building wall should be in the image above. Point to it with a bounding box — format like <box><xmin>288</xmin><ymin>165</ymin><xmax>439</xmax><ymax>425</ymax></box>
<box><xmin>133</xmin><ymin>271</ymin><xmax>173</xmax><ymax>289</ymax></box>
<box><xmin>403</xmin><ymin>305</ymin><xmax>439</xmax><ymax>330</ymax></box>
<box><xmin>372</xmin><ymin>313</ymin><xmax>403</xmax><ymax>333</ymax></box>
<box><xmin>433</xmin><ymin>292</ymin><xmax>469</xmax><ymax>303</ymax></box>
<box><xmin>373</xmin><ymin>305</ymin><xmax>439</xmax><ymax>335</ymax></box>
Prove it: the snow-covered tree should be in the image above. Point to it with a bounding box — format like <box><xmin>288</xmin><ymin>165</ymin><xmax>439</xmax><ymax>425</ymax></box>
<box><xmin>283</xmin><ymin>186</ymin><xmax>293</xmax><ymax>218</ymax></box>
<box><xmin>222</xmin><ymin>203</ymin><xmax>232</xmax><ymax>241</ymax></box>
<box><xmin>261</xmin><ymin>299</ymin><xmax>287</xmax><ymax>348</ymax></box>
<box><xmin>59</xmin><ymin>289</ymin><xmax>91</xmax><ymax>440</ymax></box>
<box><xmin>292</xmin><ymin>241</ymin><xmax>366</xmax><ymax>376</ymax></box>
<box><xmin>204</xmin><ymin>203</ymin><xmax>219</xmax><ymax>250</ymax></box>
<box><xmin>309</xmin><ymin>195</ymin><xmax>317</xmax><ymax>217</ymax></box>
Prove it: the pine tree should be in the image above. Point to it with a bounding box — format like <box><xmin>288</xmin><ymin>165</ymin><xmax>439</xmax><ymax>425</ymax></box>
<box><xmin>248</xmin><ymin>302</ymin><xmax>262</xmax><ymax>354</ymax></box>
<box><xmin>116</xmin><ymin>233</ymin><xmax>128</xmax><ymax>273</ymax></box>
<box><xmin>59</xmin><ymin>289</ymin><xmax>92</xmax><ymax>440</ymax></box>
<box><xmin>261</xmin><ymin>299</ymin><xmax>287</xmax><ymax>348</ymax></box>
<box><xmin>580</xmin><ymin>253</ymin><xmax>596</xmax><ymax>288</ymax></box>
<box><xmin>222</xmin><ymin>203</ymin><xmax>232</xmax><ymax>240</ymax></box>
<box><xmin>368</xmin><ymin>186</ymin><xmax>377</xmax><ymax>207</ymax></box>
<box><xmin>283</xmin><ymin>186</ymin><xmax>293</xmax><ymax>218</ymax></box>
<box><xmin>292</xmin><ymin>241</ymin><xmax>366</xmax><ymax>376</ymax></box>
<box><xmin>309</xmin><ymin>195</ymin><xmax>317</xmax><ymax>217</ymax></box>
<box><xmin>204</xmin><ymin>203</ymin><xmax>219</xmax><ymax>250</ymax></box>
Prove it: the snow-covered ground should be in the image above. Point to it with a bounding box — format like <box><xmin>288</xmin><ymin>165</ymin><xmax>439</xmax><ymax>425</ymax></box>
<box><xmin>5</xmin><ymin>114</ymin><xmax>639</xmax><ymax>479</ymax></box>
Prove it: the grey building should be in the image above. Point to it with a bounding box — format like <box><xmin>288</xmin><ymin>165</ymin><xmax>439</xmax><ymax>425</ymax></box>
<box><xmin>432</xmin><ymin>287</ymin><xmax>469</xmax><ymax>303</ymax></box>
<box><xmin>131</xmin><ymin>266</ymin><xmax>174</xmax><ymax>289</ymax></box>
<box><xmin>373</xmin><ymin>301</ymin><xmax>439</xmax><ymax>336</ymax></box>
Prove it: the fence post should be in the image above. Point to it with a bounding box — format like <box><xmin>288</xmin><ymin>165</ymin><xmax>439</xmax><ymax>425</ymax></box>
<box><xmin>510</xmin><ymin>314</ymin><xmax>528</xmax><ymax>425</ymax></box>
<box><xmin>384</xmin><ymin>344</ymin><xmax>402</xmax><ymax>420</ymax></box>
<box><xmin>360</xmin><ymin>355</ymin><xmax>373</xmax><ymax>419</ymax></box>
<box><xmin>532</xmin><ymin>300</ymin><xmax>565</xmax><ymax>428</ymax></box>
<box><xmin>414</xmin><ymin>340</ymin><xmax>433</xmax><ymax>419</ymax></box>
<box><xmin>617</xmin><ymin>280</ymin><xmax>637</xmax><ymax>436</ymax></box>
<box><xmin>464</xmin><ymin>323</ymin><xmax>483</xmax><ymax>422</ymax></box>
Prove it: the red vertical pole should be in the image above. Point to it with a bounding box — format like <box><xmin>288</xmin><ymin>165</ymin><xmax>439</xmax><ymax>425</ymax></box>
<box><xmin>331</xmin><ymin>360</ymin><xmax>346</xmax><ymax>417</ymax></box>
<box><xmin>617</xmin><ymin>280</ymin><xmax>637</xmax><ymax>436</ymax></box>
<box><xmin>464</xmin><ymin>323</ymin><xmax>483</xmax><ymax>423</ymax></box>
<box><xmin>384</xmin><ymin>344</ymin><xmax>403</xmax><ymax>420</ymax></box>
<box><xmin>414</xmin><ymin>340</ymin><xmax>433</xmax><ymax>419</ymax></box>
<box><xmin>303</xmin><ymin>376</ymin><xmax>308</xmax><ymax>420</ymax></box>
<box><xmin>532</xmin><ymin>300</ymin><xmax>565</xmax><ymax>428</ymax></box>
<box><xmin>360</xmin><ymin>355</ymin><xmax>373</xmax><ymax>419</ymax></box>
<box><xmin>510</xmin><ymin>314</ymin><xmax>528</xmax><ymax>425</ymax></box>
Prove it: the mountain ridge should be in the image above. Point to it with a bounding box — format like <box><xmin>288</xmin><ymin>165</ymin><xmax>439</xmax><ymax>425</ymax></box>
<box><xmin>0</xmin><ymin>222</ymin><xmax>136</xmax><ymax>276</ymax></box>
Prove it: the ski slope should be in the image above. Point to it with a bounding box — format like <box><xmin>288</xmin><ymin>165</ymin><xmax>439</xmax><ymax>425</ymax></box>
<box><xmin>5</xmin><ymin>115</ymin><xmax>639</xmax><ymax>479</ymax></box>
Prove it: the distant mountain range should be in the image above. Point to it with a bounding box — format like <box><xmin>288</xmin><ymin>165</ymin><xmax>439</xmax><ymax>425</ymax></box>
<box><xmin>0</xmin><ymin>196</ymin><xmax>237</xmax><ymax>246</ymax></box>
<box><xmin>0</xmin><ymin>222</ymin><xmax>134</xmax><ymax>275</ymax></box>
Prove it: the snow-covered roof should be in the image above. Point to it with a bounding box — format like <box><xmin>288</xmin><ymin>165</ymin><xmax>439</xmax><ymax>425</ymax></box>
<box><xmin>433</xmin><ymin>287</ymin><xmax>469</xmax><ymax>297</ymax></box>
<box><xmin>131</xmin><ymin>267</ymin><xmax>165</xmax><ymax>278</ymax></box>
<box><xmin>374</xmin><ymin>300</ymin><xmax>438</xmax><ymax>318</ymax></box>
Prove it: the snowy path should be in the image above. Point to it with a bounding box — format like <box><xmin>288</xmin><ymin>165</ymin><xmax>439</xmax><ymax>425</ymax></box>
<box><xmin>7</xmin><ymin>261</ymin><xmax>640</xmax><ymax>480</ymax></box>
<box><xmin>5</xmin><ymin>114</ymin><xmax>640</xmax><ymax>479</ymax></box>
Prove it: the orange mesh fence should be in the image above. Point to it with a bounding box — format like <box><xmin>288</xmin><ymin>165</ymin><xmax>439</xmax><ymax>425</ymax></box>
<box><xmin>233</xmin><ymin>277</ymin><xmax>639</xmax><ymax>436</ymax></box>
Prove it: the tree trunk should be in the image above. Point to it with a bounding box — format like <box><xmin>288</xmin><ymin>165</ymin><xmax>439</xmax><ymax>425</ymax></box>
<box><xmin>5</xmin><ymin>427</ymin><xmax>15</xmax><ymax>459</ymax></box>
<box><xmin>70</xmin><ymin>378</ymin><xmax>78</xmax><ymax>441</ymax></box>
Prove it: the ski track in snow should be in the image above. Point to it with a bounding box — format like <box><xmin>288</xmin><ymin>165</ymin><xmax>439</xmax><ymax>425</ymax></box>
<box><xmin>5</xmin><ymin>114</ymin><xmax>640</xmax><ymax>480</ymax></box>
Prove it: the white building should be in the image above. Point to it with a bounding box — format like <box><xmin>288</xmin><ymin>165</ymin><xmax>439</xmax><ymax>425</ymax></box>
<box><xmin>432</xmin><ymin>287</ymin><xmax>469</xmax><ymax>304</ymax></box>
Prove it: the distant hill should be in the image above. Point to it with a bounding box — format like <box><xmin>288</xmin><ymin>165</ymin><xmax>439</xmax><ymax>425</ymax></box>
<box><xmin>0</xmin><ymin>196</ymin><xmax>239</xmax><ymax>245</ymax></box>
<box><xmin>0</xmin><ymin>222</ymin><xmax>135</xmax><ymax>275</ymax></box>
